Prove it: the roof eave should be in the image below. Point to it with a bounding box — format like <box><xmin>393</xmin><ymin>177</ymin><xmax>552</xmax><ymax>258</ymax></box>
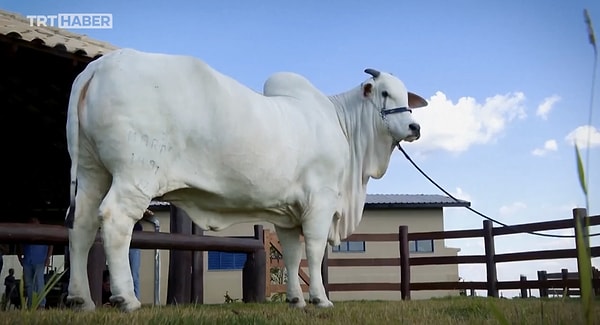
<box><xmin>0</xmin><ymin>34</ymin><xmax>102</xmax><ymax>62</ymax></box>
<box><xmin>365</xmin><ymin>202</ymin><xmax>471</xmax><ymax>209</ymax></box>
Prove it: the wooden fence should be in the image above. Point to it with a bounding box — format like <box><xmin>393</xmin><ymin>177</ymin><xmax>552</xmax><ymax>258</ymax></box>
<box><xmin>522</xmin><ymin>267</ymin><xmax>600</xmax><ymax>298</ymax></box>
<box><xmin>393</xmin><ymin>208</ymin><xmax>599</xmax><ymax>299</ymax></box>
<box><xmin>0</xmin><ymin>205</ymin><xmax>267</xmax><ymax>306</ymax></box>
<box><xmin>2</xmin><ymin>207</ymin><xmax>598</xmax><ymax>305</ymax></box>
<box><xmin>265</xmin><ymin>208</ymin><xmax>600</xmax><ymax>299</ymax></box>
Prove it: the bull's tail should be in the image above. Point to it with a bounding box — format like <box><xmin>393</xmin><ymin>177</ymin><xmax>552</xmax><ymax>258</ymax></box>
<box><xmin>64</xmin><ymin>66</ymin><xmax>96</xmax><ymax>229</ymax></box>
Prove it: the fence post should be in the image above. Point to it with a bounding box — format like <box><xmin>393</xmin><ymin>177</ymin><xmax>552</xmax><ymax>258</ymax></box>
<box><xmin>167</xmin><ymin>205</ymin><xmax>193</xmax><ymax>305</ymax></box>
<box><xmin>191</xmin><ymin>224</ymin><xmax>204</xmax><ymax>304</ymax></box>
<box><xmin>520</xmin><ymin>275</ymin><xmax>528</xmax><ymax>298</ymax></box>
<box><xmin>561</xmin><ymin>268</ymin><xmax>569</xmax><ymax>297</ymax></box>
<box><xmin>483</xmin><ymin>220</ymin><xmax>498</xmax><ymax>298</ymax></box>
<box><xmin>242</xmin><ymin>225</ymin><xmax>266</xmax><ymax>303</ymax></box>
<box><xmin>538</xmin><ymin>270</ymin><xmax>548</xmax><ymax>298</ymax></box>
<box><xmin>399</xmin><ymin>225</ymin><xmax>410</xmax><ymax>300</ymax></box>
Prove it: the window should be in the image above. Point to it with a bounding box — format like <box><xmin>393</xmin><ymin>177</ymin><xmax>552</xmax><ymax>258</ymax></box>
<box><xmin>409</xmin><ymin>240</ymin><xmax>434</xmax><ymax>253</ymax></box>
<box><xmin>332</xmin><ymin>241</ymin><xmax>365</xmax><ymax>253</ymax></box>
<box><xmin>207</xmin><ymin>251</ymin><xmax>247</xmax><ymax>270</ymax></box>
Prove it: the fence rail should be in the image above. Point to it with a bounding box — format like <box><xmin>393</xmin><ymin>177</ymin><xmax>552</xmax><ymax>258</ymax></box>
<box><xmin>0</xmin><ymin>205</ymin><xmax>267</xmax><ymax>307</ymax></box>
<box><xmin>313</xmin><ymin>208</ymin><xmax>600</xmax><ymax>299</ymax></box>
<box><xmin>2</xmin><ymin>208</ymin><xmax>598</xmax><ymax>305</ymax></box>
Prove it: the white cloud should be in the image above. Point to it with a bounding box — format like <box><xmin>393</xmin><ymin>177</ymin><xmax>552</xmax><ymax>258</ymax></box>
<box><xmin>531</xmin><ymin>139</ymin><xmax>558</xmax><ymax>156</ymax></box>
<box><xmin>499</xmin><ymin>201</ymin><xmax>527</xmax><ymax>218</ymax></box>
<box><xmin>536</xmin><ymin>95</ymin><xmax>561</xmax><ymax>120</ymax></box>
<box><xmin>450</xmin><ymin>187</ymin><xmax>472</xmax><ymax>202</ymax></box>
<box><xmin>565</xmin><ymin>125</ymin><xmax>600</xmax><ymax>149</ymax></box>
<box><xmin>411</xmin><ymin>91</ymin><xmax>527</xmax><ymax>154</ymax></box>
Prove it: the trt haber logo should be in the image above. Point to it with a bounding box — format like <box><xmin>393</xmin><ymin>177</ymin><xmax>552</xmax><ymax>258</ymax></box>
<box><xmin>26</xmin><ymin>13</ymin><xmax>113</xmax><ymax>29</ymax></box>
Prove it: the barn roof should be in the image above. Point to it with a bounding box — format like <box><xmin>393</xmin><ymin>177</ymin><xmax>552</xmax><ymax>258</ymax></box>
<box><xmin>150</xmin><ymin>194</ymin><xmax>470</xmax><ymax>211</ymax></box>
<box><xmin>365</xmin><ymin>194</ymin><xmax>470</xmax><ymax>209</ymax></box>
<box><xmin>0</xmin><ymin>9</ymin><xmax>118</xmax><ymax>59</ymax></box>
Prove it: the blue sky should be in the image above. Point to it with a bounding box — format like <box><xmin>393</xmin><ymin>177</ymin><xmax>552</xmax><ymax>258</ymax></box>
<box><xmin>2</xmin><ymin>0</ymin><xmax>599</xmax><ymax>297</ymax></box>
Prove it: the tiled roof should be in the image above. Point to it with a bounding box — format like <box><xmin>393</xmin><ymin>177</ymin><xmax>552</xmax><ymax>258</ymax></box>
<box><xmin>365</xmin><ymin>194</ymin><xmax>470</xmax><ymax>208</ymax></box>
<box><xmin>0</xmin><ymin>9</ymin><xmax>118</xmax><ymax>58</ymax></box>
<box><xmin>150</xmin><ymin>194</ymin><xmax>470</xmax><ymax>210</ymax></box>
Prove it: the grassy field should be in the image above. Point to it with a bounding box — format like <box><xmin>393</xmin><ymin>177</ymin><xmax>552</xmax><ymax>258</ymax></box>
<box><xmin>2</xmin><ymin>297</ymin><xmax>597</xmax><ymax>325</ymax></box>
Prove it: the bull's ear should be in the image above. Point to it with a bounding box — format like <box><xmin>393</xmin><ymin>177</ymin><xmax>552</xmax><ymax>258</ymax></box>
<box><xmin>408</xmin><ymin>92</ymin><xmax>428</xmax><ymax>108</ymax></box>
<box><xmin>363</xmin><ymin>83</ymin><xmax>373</xmax><ymax>97</ymax></box>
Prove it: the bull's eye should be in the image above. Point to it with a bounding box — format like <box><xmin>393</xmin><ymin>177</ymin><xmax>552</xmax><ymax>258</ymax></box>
<box><xmin>382</xmin><ymin>90</ymin><xmax>389</xmax><ymax>97</ymax></box>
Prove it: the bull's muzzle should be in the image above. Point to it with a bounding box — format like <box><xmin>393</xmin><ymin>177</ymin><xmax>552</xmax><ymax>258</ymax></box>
<box><xmin>409</xmin><ymin>123</ymin><xmax>420</xmax><ymax>139</ymax></box>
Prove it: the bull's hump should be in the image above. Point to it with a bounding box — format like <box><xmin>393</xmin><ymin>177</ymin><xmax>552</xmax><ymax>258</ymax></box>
<box><xmin>263</xmin><ymin>72</ymin><xmax>322</xmax><ymax>100</ymax></box>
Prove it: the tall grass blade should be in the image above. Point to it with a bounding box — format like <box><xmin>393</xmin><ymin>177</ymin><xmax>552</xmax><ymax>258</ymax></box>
<box><xmin>29</xmin><ymin>268</ymin><xmax>68</xmax><ymax>310</ymax></box>
<box><xmin>17</xmin><ymin>267</ymin><xmax>67</xmax><ymax>310</ymax></box>
<box><xmin>584</xmin><ymin>9</ymin><xmax>597</xmax><ymax>54</ymax></box>
<box><xmin>576</xmin><ymin>9</ymin><xmax>597</xmax><ymax>325</ymax></box>
<box><xmin>575</xmin><ymin>145</ymin><xmax>588</xmax><ymax>196</ymax></box>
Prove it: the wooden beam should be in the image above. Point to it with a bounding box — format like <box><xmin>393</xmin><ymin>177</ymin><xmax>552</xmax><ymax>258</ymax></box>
<box><xmin>167</xmin><ymin>205</ymin><xmax>192</xmax><ymax>305</ymax></box>
<box><xmin>0</xmin><ymin>34</ymin><xmax>100</xmax><ymax>64</ymax></box>
<box><xmin>191</xmin><ymin>224</ymin><xmax>204</xmax><ymax>304</ymax></box>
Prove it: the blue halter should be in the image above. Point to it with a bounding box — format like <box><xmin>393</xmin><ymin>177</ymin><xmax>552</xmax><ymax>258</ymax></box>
<box><xmin>379</xmin><ymin>92</ymin><xmax>412</xmax><ymax>117</ymax></box>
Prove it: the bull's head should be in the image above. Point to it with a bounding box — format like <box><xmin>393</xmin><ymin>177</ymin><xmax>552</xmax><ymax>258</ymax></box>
<box><xmin>363</xmin><ymin>68</ymin><xmax>427</xmax><ymax>143</ymax></box>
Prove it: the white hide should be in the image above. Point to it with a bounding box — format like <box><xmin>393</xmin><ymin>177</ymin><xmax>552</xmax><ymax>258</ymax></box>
<box><xmin>65</xmin><ymin>48</ymin><xmax>425</xmax><ymax>312</ymax></box>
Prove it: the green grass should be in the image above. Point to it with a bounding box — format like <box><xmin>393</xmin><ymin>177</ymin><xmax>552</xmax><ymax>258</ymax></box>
<box><xmin>2</xmin><ymin>297</ymin><xmax>598</xmax><ymax>325</ymax></box>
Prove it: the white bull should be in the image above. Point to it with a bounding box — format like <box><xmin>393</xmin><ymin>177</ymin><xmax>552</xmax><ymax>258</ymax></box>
<box><xmin>64</xmin><ymin>48</ymin><xmax>426</xmax><ymax>312</ymax></box>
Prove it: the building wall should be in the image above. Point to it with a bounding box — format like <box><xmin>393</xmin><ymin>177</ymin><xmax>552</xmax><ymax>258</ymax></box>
<box><xmin>136</xmin><ymin>207</ymin><xmax>461</xmax><ymax>305</ymax></box>
<box><xmin>327</xmin><ymin>209</ymin><xmax>460</xmax><ymax>301</ymax></box>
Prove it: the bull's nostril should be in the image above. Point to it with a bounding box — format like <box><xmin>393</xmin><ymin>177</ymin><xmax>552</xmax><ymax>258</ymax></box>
<box><xmin>409</xmin><ymin>123</ymin><xmax>420</xmax><ymax>132</ymax></box>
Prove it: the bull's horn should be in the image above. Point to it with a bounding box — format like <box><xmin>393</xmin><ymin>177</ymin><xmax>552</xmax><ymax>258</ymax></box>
<box><xmin>364</xmin><ymin>68</ymin><xmax>380</xmax><ymax>78</ymax></box>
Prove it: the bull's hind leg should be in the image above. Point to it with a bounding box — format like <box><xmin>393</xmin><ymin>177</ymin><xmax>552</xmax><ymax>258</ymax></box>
<box><xmin>98</xmin><ymin>181</ymin><xmax>149</xmax><ymax>312</ymax></box>
<box><xmin>274</xmin><ymin>225</ymin><xmax>306</xmax><ymax>308</ymax></box>
<box><xmin>67</xmin><ymin>176</ymin><xmax>110</xmax><ymax>311</ymax></box>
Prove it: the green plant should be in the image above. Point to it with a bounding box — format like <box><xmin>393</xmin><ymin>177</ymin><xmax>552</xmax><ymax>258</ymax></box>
<box><xmin>19</xmin><ymin>267</ymin><xmax>67</xmax><ymax>310</ymax></box>
<box><xmin>268</xmin><ymin>245</ymin><xmax>287</xmax><ymax>302</ymax></box>
<box><xmin>269</xmin><ymin>292</ymin><xmax>287</xmax><ymax>303</ymax></box>
<box><xmin>573</xmin><ymin>8</ymin><xmax>597</xmax><ymax>325</ymax></box>
<box><xmin>269</xmin><ymin>265</ymin><xmax>287</xmax><ymax>302</ymax></box>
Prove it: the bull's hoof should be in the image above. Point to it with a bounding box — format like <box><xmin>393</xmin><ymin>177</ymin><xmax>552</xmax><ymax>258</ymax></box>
<box><xmin>109</xmin><ymin>295</ymin><xmax>141</xmax><ymax>313</ymax></box>
<box><xmin>309</xmin><ymin>297</ymin><xmax>334</xmax><ymax>308</ymax></box>
<box><xmin>286</xmin><ymin>296</ymin><xmax>307</xmax><ymax>308</ymax></box>
<box><xmin>66</xmin><ymin>296</ymin><xmax>95</xmax><ymax>311</ymax></box>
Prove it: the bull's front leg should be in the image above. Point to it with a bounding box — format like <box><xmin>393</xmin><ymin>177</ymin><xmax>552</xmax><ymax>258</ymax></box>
<box><xmin>302</xmin><ymin>200</ymin><xmax>335</xmax><ymax>308</ymax></box>
<box><xmin>275</xmin><ymin>225</ymin><xmax>306</xmax><ymax>308</ymax></box>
